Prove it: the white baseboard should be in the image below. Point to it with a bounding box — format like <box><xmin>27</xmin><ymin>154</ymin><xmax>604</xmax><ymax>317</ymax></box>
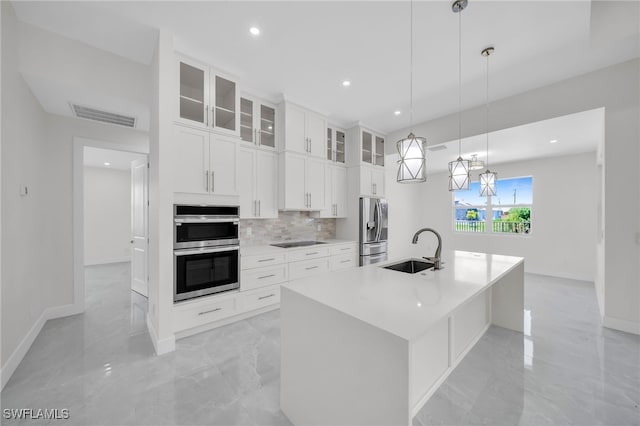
<box><xmin>0</xmin><ymin>302</ymin><xmax>82</xmax><ymax>390</ymax></box>
<box><xmin>603</xmin><ymin>315</ymin><xmax>640</xmax><ymax>335</ymax></box>
<box><xmin>146</xmin><ymin>313</ymin><xmax>175</xmax><ymax>355</ymax></box>
<box><xmin>84</xmin><ymin>257</ymin><xmax>130</xmax><ymax>266</ymax></box>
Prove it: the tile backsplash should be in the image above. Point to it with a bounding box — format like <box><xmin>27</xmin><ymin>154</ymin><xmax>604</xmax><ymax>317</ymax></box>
<box><xmin>239</xmin><ymin>211</ymin><xmax>336</xmax><ymax>247</ymax></box>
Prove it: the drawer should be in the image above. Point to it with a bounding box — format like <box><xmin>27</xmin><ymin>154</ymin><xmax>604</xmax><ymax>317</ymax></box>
<box><xmin>241</xmin><ymin>264</ymin><xmax>288</xmax><ymax>291</ymax></box>
<box><xmin>241</xmin><ymin>284</ymin><xmax>281</xmax><ymax>312</ymax></box>
<box><xmin>289</xmin><ymin>258</ymin><xmax>331</xmax><ymax>280</ymax></box>
<box><xmin>173</xmin><ymin>296</ymin><xmax>237</xmax><ymax>332</ymax></box>
<box><xmin>287</xmin><ymin>246</ymin><xmax>330</xmax><ymax>262</ymax></box>
<box><xmin>330</xmin><ymin>243</ymin><xmax>357</xmax><ymax>256</ymax></box>
<box><xmin>242</xmin><ymin>252</ymin><xmax>287</xmax><ymax>270</ymax></box>
<box><xmin>331</xmin><ymin>254</ymin><xmax>358</xmax><ymax>271</ymax></box>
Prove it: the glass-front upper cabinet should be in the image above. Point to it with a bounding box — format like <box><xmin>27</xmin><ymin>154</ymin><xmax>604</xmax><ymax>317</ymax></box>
<box><xmin>240</xmin><ymin>95</ymin><xmax>277</xmax><ymax>150</ymax></box>
<box><xmin>327</xmin><ymin>127</ymin><xmax>346</xmax><ymax>164</ymax></box>
<box><xmin>374</xmin><ymin>136</ymin><xmax>385</xmax><ymax>166</ymax></box>
<box><xmin>335</xmin><ymin>130</ymin><xmax>346</xmax><ymax>164</ymax></box>
<box><xmin>214</xmin><ymin>76</ymin><xmax>236</xmax><ymax>132</ymax></box>
<box><xmin>178</xmin><ymin>60</ymin><xmax>208</xmax><ymax>126</ymax></box>
<box><xmin>259</xmin><ymin>104</ymin><xmax>276</xmax><ymax>149</ymax></box>
<box><xmin>176</xmin><ymin>56</ymin><xmax>239</xmax><ymax>136</ymax></box>
<box><xmin>240</xmin><ymin>98</ymin><xmax>254</xmax><ymax>143</ymax></box>
<box><xmin>362</xmin><ymin>131</ymin><xmax>373</xmax><ymax>164</ymax></box>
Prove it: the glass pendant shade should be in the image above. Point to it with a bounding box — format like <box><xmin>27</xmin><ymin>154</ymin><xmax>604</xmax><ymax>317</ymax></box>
<box><xmin>397</xmin><ymin>133</ymin><xmax>426</xmax><ymax>183</ymax></box>
<box><xmin>448</xmin><ymin>156</ymin><xmax>470</xmax><ymax>191</ymax></box>
<box><xmin>469</xmin><ymin>154</ymin><xmax>484</xmax><ymax>170</ymax></box>
<box><xmin>479</xmin><ymin>170</ymin><xmax>497</xmax><ymax>196</ymax></box>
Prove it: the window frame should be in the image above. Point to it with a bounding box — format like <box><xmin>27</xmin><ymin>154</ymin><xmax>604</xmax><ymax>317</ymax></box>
<box><xmin>452</xmin><ymin>176</ymin><xmax>533</xmax><ymax>236</ymax></box>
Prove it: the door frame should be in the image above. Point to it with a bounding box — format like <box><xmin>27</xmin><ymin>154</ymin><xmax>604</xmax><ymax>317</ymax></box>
<box><xmin>72</xmin><ymin>137</ymin><xmax>148</xmax><ymax>315</ymax></box>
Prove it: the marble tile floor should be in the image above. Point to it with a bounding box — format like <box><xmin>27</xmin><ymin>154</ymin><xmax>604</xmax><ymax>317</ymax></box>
<box><xmin>2</xmin><ymin>264</ymin><xmax>639</xmax><ymax>426</ymax></box>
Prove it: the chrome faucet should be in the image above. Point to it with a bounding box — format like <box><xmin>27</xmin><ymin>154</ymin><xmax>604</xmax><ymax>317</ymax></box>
<box><xmin>412</xmin><ymin>228</ymin><xmax>443</xmax><ymax>270</ymax></box>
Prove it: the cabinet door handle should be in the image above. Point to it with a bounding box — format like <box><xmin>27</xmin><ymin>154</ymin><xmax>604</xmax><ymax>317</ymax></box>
<box><xmin>258</xmin><ymin>258</ymin><xmax>275</xmax><ymax>262</ymax></box>
<box><xmin>205</xmin><ymin>170</ymin><xmax>209</xmax><ymax>192</ymax></box>
<box><xmin>253</xmin><ymin>200</ymin><xmax>257</xmax><ymax>217</ymax></box>
<box><xmin>205</xmin><ymin>105</ymin><xmax>209</xmax><ymax>126</ymax></box>
<box><xmin>340</xmin><ymin>259</ymin><xmax>351</xmax><ymax>264</ymax></box>
<box><xmin>198</xmin><ymin>307</ymin><xmax>221</xmax><ymax>316</ymax></box>
<box><xmin>305</xmin><ymin>252</ymin><xmax>319</xmax><ymax>256</ymax></box>
<box><xmin>211</xmin><ymin>171</ymin><xmax>215</xmax><ymax>192</ymax></box>
<box><xmin>258</xmin><ymin>293</ymin><xmax>276</xmax><ymax>300</ymax></box>
<box><xmin>212</xmin><ymin>106</ymin><xmax>215</xmax><ymax>127</ymax></box>
<box><xmin>305</xmin><ymin>266</ymin><xmax>319</xmax><ymax>270</ymax></box>
<box><xmin>258</xmin><ymin>129</ymin><xmax>262</xmax><ymax>146</ymax></box>
<box><xmin>254</xmin><ymin>128</ymin><xmax>258</xmax><ymax>145</ymax></box>
<box><xmin>309</xmin><ymin>193</ymin><xmax>312</xmax><ymax>208</ymax></box>
<box><xmin>340</xmin><ymin>247</ymin><xmax>351</xmax><ymax>251</ymax></box>
<box><xmin>258</xmin><ymin>274</ymin><xmax>276</xmax><ymax>280</ymax></box>
<box><xmin>309</xmin><ymin>138</ymin><xmax>312</xmax><ymax>153</ymax></box>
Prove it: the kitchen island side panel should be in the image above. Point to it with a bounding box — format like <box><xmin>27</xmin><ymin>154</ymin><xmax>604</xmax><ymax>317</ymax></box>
<box><xmin>491</xmin><ymin>261</ymin><xmax>525</xmax><ymax>332</ymax></box>
<box><xmin>280</xmin><ymin>287</ymin><xmax>411</xmax><ymax>426</ymax></box>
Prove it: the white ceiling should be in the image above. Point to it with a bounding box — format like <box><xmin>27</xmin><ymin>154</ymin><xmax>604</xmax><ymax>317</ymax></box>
<box><xmin>424</xmin><ymin>108</ymin><xmax>603</xmax><ymax>174</ymax></box>
<box><xmin>84</xmin><ymin>147</ymin><xmax>147</xmax><ymax>171</ymax></box>
<box><xmin>11</xmin><ymin>1</ymin><xmax>640</xmax><ymax>134</ymax></box>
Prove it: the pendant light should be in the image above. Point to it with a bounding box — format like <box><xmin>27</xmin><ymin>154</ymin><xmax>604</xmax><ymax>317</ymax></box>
<box><xmin>448</xmin><ymin>0</ymin><xmax>470</xmax><ymax>191</ymax></box>
<box><xmin>469</xmin><ymin>154</ymin><xmax>484</xmax><ymax>170</ymax></box>
<box><xmin>397</xmin><ymin>0</ymin><xmax>427</xmax><ymax>184</ymax></box>
<box><xmin>479</xmin><ymin>46</ymin><xmax>498</xmax><ymax>197</ymax></box>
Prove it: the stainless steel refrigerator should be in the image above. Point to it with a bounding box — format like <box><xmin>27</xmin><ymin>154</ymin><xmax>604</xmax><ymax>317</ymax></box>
<box><xmin>359</xmin><ymin>197</ymin><xmax>388</xmax><ymax>266</ymax></box>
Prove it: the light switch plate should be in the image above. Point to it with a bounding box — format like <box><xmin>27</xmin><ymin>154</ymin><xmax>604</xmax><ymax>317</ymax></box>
<box><xmin>19</xmin><ymin>184</ymin><xmax>28</xmax><ymax>196</ymax></box>
<box><xmin>246</xmin><ymin>227</ymin><xmax>252</xmax><ymax>236</ymax></box>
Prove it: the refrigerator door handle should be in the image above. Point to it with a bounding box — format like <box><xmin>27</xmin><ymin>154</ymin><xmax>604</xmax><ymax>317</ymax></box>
<box><xmin>375</xmin><ymin>199</ymin><xmax>383</xmax><ymax>242</ymax></box>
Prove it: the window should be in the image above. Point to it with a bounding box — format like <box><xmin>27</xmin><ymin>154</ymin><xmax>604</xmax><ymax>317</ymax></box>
<box><xmin>454</xmin><ymin>176</ymin><xmax>532</xmax><ymax>234</ymax></box>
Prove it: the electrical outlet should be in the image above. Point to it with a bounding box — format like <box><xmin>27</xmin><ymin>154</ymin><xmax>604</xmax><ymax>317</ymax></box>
<box><xmin>246</xmin><ymin>227</ymin><xmax>252</xmax><ymax>236</ymax></box>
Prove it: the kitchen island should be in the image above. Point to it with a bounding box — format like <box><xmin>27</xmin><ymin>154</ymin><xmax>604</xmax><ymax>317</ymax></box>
<box><xmin>280</xmin><ymin>250</ymin><xmax>524</xmax><ymax>426</ymax></box>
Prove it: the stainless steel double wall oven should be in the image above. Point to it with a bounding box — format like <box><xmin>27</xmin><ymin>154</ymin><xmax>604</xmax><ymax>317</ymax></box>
<box><xmin>173</xmin><ymin>205</ymin><xmax>240</xmax><ymax>302</ymax></box>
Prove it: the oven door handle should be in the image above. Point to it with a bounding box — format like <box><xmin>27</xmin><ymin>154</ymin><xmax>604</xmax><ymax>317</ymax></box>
<box><xmin>175</xmin><ymin>218</ymin><xmax>239</xmax><ymax>224</ymax></box>
<box><xmin>174</xmin><ymin>246</ymin><xmax>240</xmax><ymax>256</ymax></box>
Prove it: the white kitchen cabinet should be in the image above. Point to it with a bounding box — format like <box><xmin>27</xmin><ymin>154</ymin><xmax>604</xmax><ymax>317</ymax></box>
<box><xmin>172</xmin><ymin>124</ymin><xmax>238</xmax><ymax>196</ymax></box>
<box><xmin>176</xmin><ymin>55</ymin><xmax>239</xmax><ymax>136</ymax></box>
<box><xmin>281</xmin><ymin>102</ymin><xmax>327</xmax><ymax>158</ymax></box>
<box><xmin>239</xmin><ymin>147</ymin><xmax>278</xmax><ymax>218</ymax></box>
<box><xmin>240</xmin><ymin>96</ymin><xmax>277</xmax><ymax>150</ymax></box>
<box><xmin>346</xmin><ymin>125</ymin><xmax>386</xmax><ymax>168</ymax></box>
<box><xmin>279</xmin><ymin>152</ymin><xmax>325</xmax><ymax>210</ymax></box>
<box><xmin>358</xmin><ymin>164</ymin><xmax>385</xmax><ymax>197</ymax></box>
<box><xmin>320</xmin><ymin>164</ymin><xmax>347</xmax><ymax>218</ymax></box>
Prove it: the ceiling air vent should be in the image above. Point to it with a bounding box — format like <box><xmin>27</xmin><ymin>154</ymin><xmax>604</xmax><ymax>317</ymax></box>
<box><xmin>70</xmin><ymin>103</ymin><xmax>137</xmax><ymax>128</ymax></box>
<box><xmin>428</xmin><ymin>145</ymin><xmax>447</xmax><ymax>152</ymax></box>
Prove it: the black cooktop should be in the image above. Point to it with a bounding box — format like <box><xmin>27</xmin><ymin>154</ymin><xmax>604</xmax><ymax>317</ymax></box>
<box><xmin>270</xmin><ymin>241</ymin><xmax>327</xmax><ymax>249</ymax></box>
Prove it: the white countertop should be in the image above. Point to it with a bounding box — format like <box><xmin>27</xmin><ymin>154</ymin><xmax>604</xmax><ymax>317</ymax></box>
<box><xmin>240</xmin><ymin>239</ymin><xmax>357</xmax><ymax>256</ymax></box>
<box><xmin>282</xmin><ymin>250</ymin><xmax>524</xmax><ymax>341</ymax></box>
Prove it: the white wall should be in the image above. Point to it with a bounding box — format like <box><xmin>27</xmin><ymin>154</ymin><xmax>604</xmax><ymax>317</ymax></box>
<box><xmin>1</xmin><ymin>3</ymin><xmax>150</xmax><ymax>386</ymax></box>
<box><xmin>83</xmin><ymin>166</ymin><xmax>131</xmax><ymax>266</ymax></box>
<box><xmin>408</xmin><ymin>153</ymin><xmax>596</xmax><ymax>281</ymax></box>
<box><xmin>386</xmin><ymin>59</ymin><xmax>640</xmax><ymax>334</ymax></box>
<box><xmin>1</xmin><ymin>1</ymin><xmax>51</xmax><ymax>376</ymax></box>
<box><xmin>147</xmin><ymin>30</ymin><xmax>175</xmax><ymax>354</ymax></box>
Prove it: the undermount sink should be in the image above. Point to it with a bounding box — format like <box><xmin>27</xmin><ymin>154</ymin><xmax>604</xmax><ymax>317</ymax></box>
<box><xmin>383</xmin><ymin>259</ymin><xmax>435</xmax><ymax>274</ymax></box>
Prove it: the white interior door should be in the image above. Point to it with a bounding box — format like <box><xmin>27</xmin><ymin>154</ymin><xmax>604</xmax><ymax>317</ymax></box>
<box><xmin>131</xmin><ymin>159</ymin><xmax>148</xmax><ymax>297</ymax></box>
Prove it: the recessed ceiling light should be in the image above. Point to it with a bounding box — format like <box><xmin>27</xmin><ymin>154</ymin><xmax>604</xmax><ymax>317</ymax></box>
<box><xmin>342</xmin><ymin>80</ymin><xmax>351</xmax><ymax>87</ymax></box>
<box><xmin>549</xmin><ymin>139</ymin><xmax>558</xmax><ymax>144</ymax></box>
<box><xmin>394</xmin><ymin>110</ymin><xmax>401</xmax><ymax>116</ymax></box>
<box><xmin>249</xmin><ymin>27</ymin><xmax>260</xmax><ymax>36</ymax></box>
<box><xmin>104</xmin><ymin>162</ymin><xmax>111</xmax><ymax>166</ymax></box>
